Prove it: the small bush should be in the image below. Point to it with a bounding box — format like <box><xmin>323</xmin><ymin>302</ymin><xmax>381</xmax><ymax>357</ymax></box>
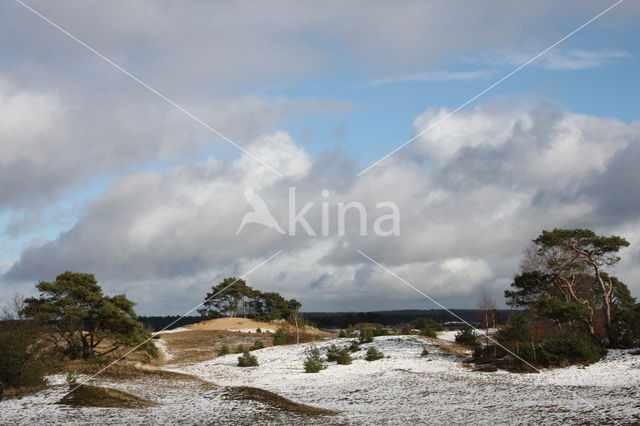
<box><xmin>237</xmin><ymin>351</ymin><xmax>259</xmax><ymax>367</ymax></box>
<box><xmin>455</xmin><ymin>327</ymin><xmax>479</xmax><ymax>348</ymax></box>
<box><xmin>272</xmin><ymin>330</ymin><xmax>286</xmax><ymax>346</ymax></box>
<box><xmin>325</xmin><ymin>345</ymin><xmax>340</xmax><ymax>362</ymax></box>
<box><xmin>411</xmin><ymin>318</ymin><xmax>444</xmax><ymax>338</ymax></box>
<box><xmin>365</xmin><ymin>347</ymin><xmax>384</xmax><ymax>361</ymax></box>
<box><xmin>421</xmin><ymin>347</ymin><xmax>429</xmax><ymax>356</ymax></box>
<box><xmin>326</xmin><ymin>345</ymin><xmax>352</xmax><ymax>365</ymax></box>
<box><xmin>303</xmin><ymin>346</ymin><xmax>326</xmax><ymax>373</ymax></box>
<box><xmin>359</xmin><ymin>328</ymin><xmax>374</xmax><ymax>344</ymax></box>
<box><xmin>235</xmin><ymin>345</ymin><xmax>248</xmax><ymax>354</ymax></box>
<box><xmin>338</xmin><ymin>325</ymin><xmax>356</xmax><ymax>338</ymax></box>
<box><xmin>217</xmin><ymin>345</ymin><xmax>230</xmax><ymax>356</ymax></box>
<box><xmin>256</xmin><ymin>328</ymin><xmax>262</xmax><ymax>333</ymax></box>
<box><xmin>334</xmin><ymin>349</ymin><xmax>352</xmax><ymax>365</ymax></box>
<box><xmin>348</xmin><ymin>341</ymin><xmax>361</xmax><ymax>352</ymax></box>
<box><xmin>251</xmin><ymin>340</ymin><xmax>265</xmax><ymax>351</ymax></box>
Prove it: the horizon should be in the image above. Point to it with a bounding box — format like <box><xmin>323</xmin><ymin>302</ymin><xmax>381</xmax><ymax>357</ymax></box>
<box><xmin>1</xmin><ymin>1</ymin><xmax>640</xmax><ymax>316</ymax></box>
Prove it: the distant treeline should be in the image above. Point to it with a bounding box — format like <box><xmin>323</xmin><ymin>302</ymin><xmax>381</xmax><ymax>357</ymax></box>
<box><xmin>139</xmin><ymin>309</ymin><xmax>521</xmax><ymax>331</ymax></box>
<box><xmin>303</xmin><ymin>309</ymin><xmax>522</xmax><ymax>329</ymax></box>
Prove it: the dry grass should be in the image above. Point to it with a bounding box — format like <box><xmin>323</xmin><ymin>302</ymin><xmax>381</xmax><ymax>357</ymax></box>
<box><xmin>159</xmin><ymin>330</ymin><xmax>272</xmax><ymax>364</ymax></box>
<box><xmin>1</xmin><ymin>384</ymin><xmax>48</xmax><ymax>399</ymax></box>
<box><xmin>58</xmin><ymin>384</ymin><xmax>160</xmax><ymax>408</ymax></box>
<box><xmin>65</xmin><ymin>360</ymin><xmax>216</xmax><ymax>387</ymax></box>
<box><xmin>223</xmin><ymin>386</ymin><xmax>338</xmax><ymax>417</ymax></box>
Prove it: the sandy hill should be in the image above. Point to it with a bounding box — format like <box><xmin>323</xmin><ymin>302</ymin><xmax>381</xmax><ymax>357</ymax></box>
<box><xmin>184</xmin><ymin>317</ymin><xmax>332</xmax><ymax>337</ymax></box>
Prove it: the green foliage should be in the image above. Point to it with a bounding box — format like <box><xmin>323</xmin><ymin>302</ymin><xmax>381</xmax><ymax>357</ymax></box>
<box><xmin>235</xmin><ymin>345</ymin><xmax>247</xmax><ymax>354</ymax></box>
<box><xmin>537</xmin><ymin>335</ymin><xmax>602</xmax><ymax>367</ymax></box>
<box><xmin>365</xmin><ymin>347</ymin><xmax>384</xmax><ymax>361</ymax></box>
<box><xmin>455</xmin><ymin>326</ymin><xmax>479</xmax><ymax>348</ymax></box>
<box><xmin>358</xmin><ymin>328</ymin><xmax>374</xmax><ymax>344</ymax></box>
<box><xmin>411</xmin><ymin>318</ymin><xmax>444</xmax><ymax>338</ymax></box>
<box><xmin>272</xmin><ymin>330</ymin><xmax>286</xmax><ymax>346</ymax></box>
<box><xmin>198</xmin><ymin>279</ymin><xmax>304</xmax><ymax>324</ymax></box>
<box><xmin>303</xmin><ymin>346</ymin><xmax>326</xmax><ymax>373</ymax></box>
<box><xmin>256</xmin><ymin>328</ymin><xmax>262</xmax><ymax>333</ymax></box>
<box><xmin>421</xmin><ymin>347</ymin><xmax>429</xmax><ymax>356</ymax></box>
<box><xmin>348</xmin><ymin>341</ymin><xmax>361</xmax><ymax>352</ymax></box>
<box><xmin>609</xmin><ymin>280</ymin><xmax>640</xmax><ymax>348</ymax></box>
<box><xmin>250</xmin><ymin>340</ymin><xmax>265</xmax><ymax>351</ymax></box>
<box><xmin>217</xmin><ymin>345</ymin><xmax>230</xmax><ymax>356</ymax></box>
<box><xmin>237</xmin><ymin>351</ymin><xmax>258</xmax><ymax>367</ymax></box>
<box><xmin>0</xmin><ymin>319</ymin><xmax>49</xmax><ymax>390</ymax></box>
<box><xmin>497</xmin><ymin>314</ymin><xmax>531</xmax><ymax>343</ymax></box>
<box><xmin>326</xmin><ymin>345</ymin><xmax>351</xmax><ymax>365</ymax></box>
<box><xmin>338</xmin><ymin>325</ymin><xmax>356</xmax><ymax>338</ymax></box>
<box><xmin>22</xmin><ymin>272</ymin><xmax>155</xmax><ymax>360</ymax></box>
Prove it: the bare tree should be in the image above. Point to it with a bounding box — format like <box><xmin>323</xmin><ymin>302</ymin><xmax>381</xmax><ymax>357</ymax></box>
<box><xmin>477</xmin><ymin>289</ymin><xmax>497</xmax><ymax>331</ymax></box>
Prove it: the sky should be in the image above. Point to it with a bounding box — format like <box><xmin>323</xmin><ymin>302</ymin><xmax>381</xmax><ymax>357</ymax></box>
<box><xmin>1</xmin><ymin>0</ymin><xmax>640</xmax><ymax>315</ymax></box>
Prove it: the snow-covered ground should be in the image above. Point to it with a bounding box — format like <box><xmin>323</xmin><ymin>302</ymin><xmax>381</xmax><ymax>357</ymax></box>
<box><xmin>1</xmin><ymin>335</ymin><xmax>638</xmax><ymax>425</ymax></box>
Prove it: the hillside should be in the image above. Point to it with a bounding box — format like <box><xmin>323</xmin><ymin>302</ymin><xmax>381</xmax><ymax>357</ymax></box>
<box><xmin>2</xmin><ymin>332</ymin><xmax>638</xmax><ymax>424</ymax></box>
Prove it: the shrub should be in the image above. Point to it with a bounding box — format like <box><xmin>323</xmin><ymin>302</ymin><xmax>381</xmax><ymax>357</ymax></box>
<box><xmin>455</xmin><ymin>327</ymin><xmax>479</xmax><ymax>348</ymax></box>
<box><xmin>421</xmin><ymin>347</ymin><xmax>429</xmax><ymax>356</ymax></box>
<box><xmin>272</xmin><ymin>329</ymin><xmax>286</xmax><ymax>346</ymax></box>
<box><xmin>325</xmin><ymin>345</ymin><xmax>340</xmax><ymax>362</ymax></box>
<box><xmin>256</xmin><ymin>328</ymin><xmax>262</xmax><ymax>333</ymax></box>
<box><xmin>217</xmin><ymin>345</ymin><xmax>230</xmax><ymax>356</ymax></box>
<box><xmin>326</xmin><ymin>345</ymin><xmax>352</xmax><ymax>365</ymax></box>
<box><xmin>365</xmin><ymin>347</ymin><xmax>384</xmax><ymax>361</ymax></box>
<box><xmin>334</xmin><ymin>348</ymin><xmax>352</xmax><ymax>365</ymax></box>
<box><xmin>537</xmin><ymin>335</ymin><xmax>602</xmax><ymax>367</ymax></box>
<box><xmin>251</xmin><ymin>340</ymin><xmax>265</xmax><ymax>351</ymax></box>
<box><xmin>411</xmin><ymin>318</ymin><xmax>444</xmax><ymax>338</ymax></box>
<box><xmin>303</xmin><ymin>346</ymin><xmax>326</xmax><ymax>373</ymax></box>
<box><xmin>338</xmin><ymin>325</ymin><xmax>356</xmax><ymax>338</ymax></box>
<box><xmin>359</xmin><ymin>328</ymin><xmax>374</xmax><ymax>344</ymax></box>
<box><xmin>0</xmin><ymin>317</ymin><xmax>49</xmax><ymax>391</ymax></box>
<box><xmin>348</xmin><ymin>341</ymin><xmax>361</xmax><ymax>352</ymax></box>
<box><xmin>237</xmin><ymin>351</ymin><xmax>258</xmax><ymax>367</ymax></box>
<box><xmin>235</xmin><ymin>345</ymin><xmax>247</xmax><ymax>354</ymax></box>
<box><xmin>372</xmin><ymin>327</ymin><xmax>388</xmax><ymax>337</ymax></box>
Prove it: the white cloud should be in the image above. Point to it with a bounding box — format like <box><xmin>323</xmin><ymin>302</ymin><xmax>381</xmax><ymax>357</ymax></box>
<box><xmin>4</xmin><ymin>105</ymin><xmax>640</xmax><ymax>313</ymax></box>
<box><xmin>369</xmin><ymin>69</ymin><xmax>499</xmax><ymax>86</ymax></box>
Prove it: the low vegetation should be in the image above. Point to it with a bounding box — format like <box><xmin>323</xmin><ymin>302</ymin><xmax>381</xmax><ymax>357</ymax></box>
<box><xmin>58</xmin><ymin>384</ymin><xmax>159</xmax><ymax>408</ymax></box>
<box><xmin>303</xmin><ymin>347</ymin><xmax>326</xmax><ymax>373</ymax></box>
<box><xmin>237</xmin><ymin>351</ymin><xmax>259</xmax><ymax>367</ymax></box>
<box><xmin>365</xmin><ymin>347</ymin><xmax>384</xmax><ymax>361</ymax></box>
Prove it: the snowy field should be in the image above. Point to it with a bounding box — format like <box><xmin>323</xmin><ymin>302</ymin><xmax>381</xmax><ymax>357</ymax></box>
<box><xmin>1</xmin><ymin>335</ymin><xmax>638</xmax><ymax>425</ymax></box>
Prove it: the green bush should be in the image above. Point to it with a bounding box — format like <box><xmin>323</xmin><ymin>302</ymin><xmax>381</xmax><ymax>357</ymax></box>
<box><xmin>537</xmin><ymin>335</ymin><xmax>602</xmax><ymax>367</ymax></box>
<box><xmin>217</xmin><ymin>345</ymin><xmax>230</xmax><ymax>356</ymax></box>
<box><xmin>256</xmin><ymin>328</ymin><xmax>262</xmax><ymax>333</ymax></box>
<box><xmin>455</xmin><ymin>327</ymin><xmax>479</xmax><ymax>348</ymax></box>
<box><xmin>365</xmin><ymin>347</ymin><xmax>384</xmax><ymax>361</ymax></box>
<box><xmin>421</xmin><ymin>347</ymin><xmax>429</xmax><ymax>356</ymax></box>
<box><xmin>272</xmin><ymin>330</ymin><xmax>286</xmax><ymax>346</ymax></box>
<box><xmin>303</xmin><ymin>346</ymin><xmax>326</xmax><ymax>373</ymax></box>
<box><xmin>411</xmin><ymin>318</ymin><xmax>444</xmax><ymax>338</ymax></box>
<box><xmin>325</xmin><ymin>345</ymin><xmax>341</xmax><ymax>362</ymax></box>
<box><xmin>235</xmin><ymin>344</ymin><xmax>248</xmax><ymax>354</ymax></box>
<box><xmin>237</xmin><ymin>351</ymin><xmax>259</xmax><ymax>367</ymax></box>
<box><xmin>0</xmin><ymin>320</ymin><xmax>49</xmax><ymax>390</ymax></box>
<box><xmin>338</xmin><ymin>325</ymin><xmax>356</xmax><ymax>338</ymax></box>
<box><xmin>251</xmin><ymin>340</ymin><xmax>265</xmax><ymax>351</ymax></box>
<box><xmin>326</xmin><ymin>345</ymin><xmax>352</xmax><ymax>365</ymax></box>
<box><xmin>334</xmin><ymin>348</ymin><xmax>352</xmax><ymax>365</ymax></box>
<box><xmin>359</xmin><ymin>328</ymin><xmax>374</xmax><ymax>344</ymax></box>
<box><xmin>348</xmin><ymin>341</ymin><xmax>361</xmax><ymax>352</ymax></box>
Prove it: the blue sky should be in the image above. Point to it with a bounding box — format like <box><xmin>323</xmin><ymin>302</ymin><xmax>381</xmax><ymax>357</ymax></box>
<box><xmin>2</xmin><ymin>1</ymin><xmax>640</xmax><ymax>313</ymax></box>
